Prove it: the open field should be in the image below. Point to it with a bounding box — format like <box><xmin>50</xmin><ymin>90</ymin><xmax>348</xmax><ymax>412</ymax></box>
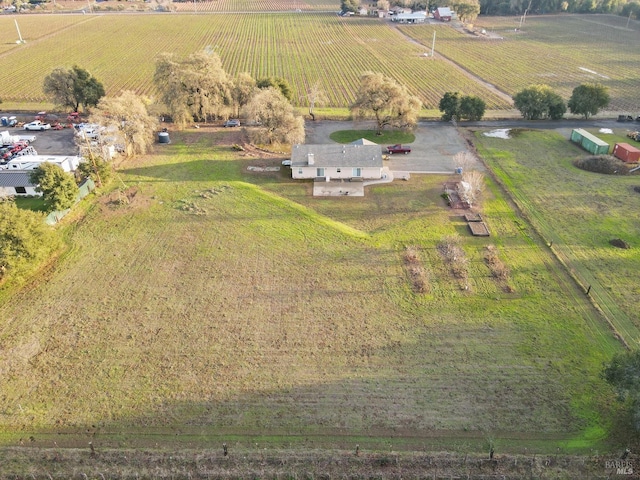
<box><xmin>474</xmin><ymin>128</ymin><xmax>640</xmax><ymax>345</ymax></box>
<box><xmin>2</xmin><ymin>14</ymin><xmax>638</xmax><ymax>114</ymax></box>
<box><xmin>400</xmin><ymin>14</ymin><xmax>640</xmax><ymax>114</ymax></box>
<box><xmin>0</xmin><ymin>127</ymin><xmax>624</xmax><ymax>460</ymax></box>
<box><xmin>0</xmin><ymin>14</ymin><xmax>510</xmax><ymax>111</ymax></box>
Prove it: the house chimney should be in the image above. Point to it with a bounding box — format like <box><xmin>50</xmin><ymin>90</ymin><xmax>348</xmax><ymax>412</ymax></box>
<box><xmin>307</xmin><ymin>153</ymin><xmax>314</xmax><ymax>165</ymax></box>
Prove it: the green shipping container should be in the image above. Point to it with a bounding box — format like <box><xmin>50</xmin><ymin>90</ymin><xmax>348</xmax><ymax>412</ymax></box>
<box><xmin>571</xmin><ymin>128</ymin><xmax>610</xmax><ymax>155</ymax></box>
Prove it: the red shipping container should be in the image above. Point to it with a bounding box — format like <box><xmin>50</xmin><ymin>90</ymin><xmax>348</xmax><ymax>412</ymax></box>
<box><xmin>613</xmin><ymin>143</ymin><xmax>640</xmax><ymax>163</ymax></box>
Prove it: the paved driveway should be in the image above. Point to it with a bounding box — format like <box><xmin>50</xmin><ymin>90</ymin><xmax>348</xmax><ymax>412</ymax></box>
<box><xmin>305</xmin><ymin>120</ymin><xmax>478</xmax><ymax>174</ymax></box>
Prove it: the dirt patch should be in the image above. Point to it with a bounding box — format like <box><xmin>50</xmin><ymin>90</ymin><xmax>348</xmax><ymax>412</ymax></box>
<box><xmin>99</xmin><ymin>187</ymin><xmax>151</xmax><ymax>215</ymax></box>
<box><xmin>610</xmin><ymin>238</ymin><xmax>631</xmax><ymax>249</ymax></box>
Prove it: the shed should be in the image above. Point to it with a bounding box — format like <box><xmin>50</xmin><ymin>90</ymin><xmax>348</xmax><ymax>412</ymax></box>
<box><xmin>0</xmin><ymin>171</ymin><xmax>39</xmax><ymax>197</ymax></box>
<box><xmin>434</xmin><ymin>7</ymin><xmax>452</xmax><ymax>21</ymax></box>
<box><xmin>570</xmin><ymin>129</ymin><xmax>610</xmax><ymax>155</ymax></box>
<box><xmin>392</xmin><ymin>11</ymin><xmax>427</xmax><ymax>23</ymax></box>
<box><xmin>613</xmin><ymin>143</ymin><xmax>640</xmax><ymax>163</ymax></box>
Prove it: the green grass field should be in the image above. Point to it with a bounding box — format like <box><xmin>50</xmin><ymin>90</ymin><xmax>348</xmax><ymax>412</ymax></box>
<box><xmin>474</xmin><ymin>127</ymin><xmax>640</xmax><ymax>345</ymax></box>
<box><xmin>0</xmin><ymin>13</ymin><xmax>637</xmax><ymax>114</ymax></box>
<box><xmin>0</xmin><ymin>127</ymin><xmax>625</xmax><ymax>456</ymax></box>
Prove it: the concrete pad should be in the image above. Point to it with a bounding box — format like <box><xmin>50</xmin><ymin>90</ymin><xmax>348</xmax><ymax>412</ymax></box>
<box><xmin>313</xmin><ymin>179</ymin><xmax>364</xmax><ymax>197</ymax></box>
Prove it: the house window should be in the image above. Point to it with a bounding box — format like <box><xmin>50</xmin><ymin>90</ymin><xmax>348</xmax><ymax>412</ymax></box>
<box><xmin>298</xmin><ymin>168</ymin><xmax>303</xmax><ymax>175</ymax></box>
<box><xmin>15</xmin><ymin>187</ymin><xmax>27</xmax><ymax>194</ymax></box>
<box><xmin>337</xmin><ymin>168</ymin><xmax>341</xmax><ymax>173</ymax></box>
<box><xmin>352</xmin><ymin>167</ymin><xmax>362</xmax><ymax>177</ymax></box>
<box><xmin>317</xmin><ymin>168</ymin><xmax>325</xmax><ymax>177</ymax></box>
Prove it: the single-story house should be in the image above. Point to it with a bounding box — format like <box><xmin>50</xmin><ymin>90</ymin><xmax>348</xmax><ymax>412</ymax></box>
<box><xmin>390</xmin><ymin>6</ymin><xmax>412</xmax><ymax>14</ymax></box>
<box><xmin>5</xmin><ymin>155</ymin><xmax>82</xmax><ymax>173</ymax></box>
<box><xmin>434</xmin><ymin>6</ymin><xmax>452</xmax><ymax>21</ymax></box>
<box><xmin>392</xmin><ymin>11</ymin><xmax>427</xmax><ymax>23</ymax></box>
<box><xmin>0</xmin><ymin>170</ymin><xmax>39</xmax><ymax>197</ymax></box>
<box><xmin>290</xmin><ymin>144</ymin><xmax>383</xmax><ymax>181</ymax></box>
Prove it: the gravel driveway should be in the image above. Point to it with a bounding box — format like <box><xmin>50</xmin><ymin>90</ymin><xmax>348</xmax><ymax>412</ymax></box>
<box><xmin>305</xmin><ymin>120</ymin><xmax>477</xmax><ymax>174</ymax></box>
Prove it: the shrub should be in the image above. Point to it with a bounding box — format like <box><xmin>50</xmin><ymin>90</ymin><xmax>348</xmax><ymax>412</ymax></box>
<box><xmin>403</xmin><ymin>245</ymin><xmax>430</xmax><ymax>294</ymax></box>
<box><xmin>573</xmin><ymin>155</ymin><xmax>631</xmax><ymax>175</ymax></box>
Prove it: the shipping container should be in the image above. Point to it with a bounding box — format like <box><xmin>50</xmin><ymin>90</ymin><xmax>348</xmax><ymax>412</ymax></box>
<box><xmin>570</xmin><ymin>128</ymin><xmax>610</xmax><ymax>155</ymax></box>
<box><xmin>613</xmin><ymin>142</ymin><xmax>640</xmax><ymax>163</ymax></box>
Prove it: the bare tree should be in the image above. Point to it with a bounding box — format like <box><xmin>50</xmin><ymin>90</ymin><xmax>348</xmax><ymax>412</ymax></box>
<box><xmin>243</xmin><ymin>87</ymin><xmax>305</xmax><ymax>145</ymax></box>
<box><xmin>460</xmin><ymin>170</ymin><xmax>485</xmax><ymax>206</ymax></box>
<box><xmin>304</xmin><ymin>80</ymin><xmax>328</xmax><ymax>121</ymax></box>
<box><xmin>90</xmin><ymin>91</ymin><xmax>159</xmax><ymax>158</ymax></box>
<box><xmin>453</xmin><ymin>151</ymin><xmax>477</xmax><ymax>172</ymax></box>
<box><xmin>350</xmin><ymin>72</ymin><xmax>422</xmax><ymax>135</ymax></box>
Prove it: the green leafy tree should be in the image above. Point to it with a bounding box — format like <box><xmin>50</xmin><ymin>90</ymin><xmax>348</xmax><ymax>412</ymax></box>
<box><xmin>452</xmin><ymin>0</ymin><xmax>480</xmax><ymax>22</ymax></box>
<box><xmin>256</xmin><ymin>77</ymin><xmax>293</xmax><ymax>102</ymax></box>
<box><xmin>76</xmin><ymin>155</ymin><xmax>112</xmax><ymax>187</ymax></box>
<box><xmin>154</xmin><ymin>51</ymin><xmax>233</xmax><ymax>127</ymax></box>
<box><xmin>568</xmin><ymin>83</ymin><xmax>610</xmax><ymax>119</ymax></box>
<box><xmin>243</xmin><ymin>87</ymin><xmax>305</xmax><ymax>145</ymax></box>
<box><xmin>350</xmin><ymin>71</ymin><xmax>422</xmax><ymax>135</ymax></box>
<box><xmin>0</xmin><ymin>200</ymin><xmax>60</xmax><ymax>281</ymax></box>
<box><xmin>439</xmin><ymin>92</ymin><xmax>460</xmax><ymax>121</ymax></box>
<box><xmin>341</xmin><ymin>0</ymin><xmax>360</xmax><ymax>12</ymax></box>
<box><xmin>29</xmin><ymin>163</ymin><xmax>79</xmax><ymax>213</ymax></box>
<box><xmin>603</xmin><ymin>350</ymin><xmax>640</xmax><ymax>432</ymax></box>
<box><xmin>43</xmin><ymin>66</ymin><xmax>105</xmax><ymax>112</ymax></box>
<box><xmin>459</xmin><ymin>95</ymin><xmax>486</xmax><ymax>121</ymax></box>
<box><xmin>232</xmin><ymin>72</ymin><xmax>257</xmax><ymax>118</ymax></box>
<box><xmin>90</xmin><ymin>90</ymin><xmax>159</xmax><ymax>158</ymax></box>
<box><xmin>513</xmin><ymin>84</ymin><xmax>566</xmax><ymax>120</ymax></box>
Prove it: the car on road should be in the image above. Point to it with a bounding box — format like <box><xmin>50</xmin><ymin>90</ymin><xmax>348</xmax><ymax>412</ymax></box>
<box><xmin>386</xmin><ymin>144</ymin><xmax>411</xmax><ymax>154</ymax></box>
<box><xmin>24</xmin><ymin>121</ymin><xmax>51</xmax><ymax>131</ymax></box>
<box><xmin>224</xmin><ymin>119</ymin><xmax>241</xmax><ymax>127</ymax></box>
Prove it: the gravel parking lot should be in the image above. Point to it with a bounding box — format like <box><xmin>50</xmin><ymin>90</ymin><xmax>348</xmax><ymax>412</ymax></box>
<box><xmin>305</xmin><ymin>120</ymin><xmax>480</xmax><ymax>174</ymax></box>
<box><xmin>26</xmin><ymin>128</ymin><xmax>77</xmax><ymax>156</ymax></box>
<box><xmin>1</xmin><ymin>112</ymin><xmax>78</xmax><ymax>157</ymax></box>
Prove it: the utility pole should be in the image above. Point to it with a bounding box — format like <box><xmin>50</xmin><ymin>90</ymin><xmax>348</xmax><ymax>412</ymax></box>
<box><xmin>431</xmin><ymin>30</ymin><xmax>436</xmax><ymax>57</ymax></box>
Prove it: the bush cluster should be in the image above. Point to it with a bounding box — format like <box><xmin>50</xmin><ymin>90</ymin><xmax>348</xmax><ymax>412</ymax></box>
<box><xmin>573</xmin><ymin>155</ymin><xmax>631</xmax><ymax>175</ymax></box>
<box><xmin>437</xmin><ymin>236</ymin><xmax>469</xmax><ymax>288</ymax></box>
<box><xmin>403</xmin><ymin>245</ymin><xmax>430</xmax><ymax>294</ymax></box>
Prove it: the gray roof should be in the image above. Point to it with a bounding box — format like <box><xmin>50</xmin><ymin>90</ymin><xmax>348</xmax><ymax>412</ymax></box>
<box><xmin>349</xmin><ymin>138</ymin><xmax>378</xmax><ymax>146</ymax></box>
<box><xmin>0</xmin><ymin>170</ymin><xmax>35</xmax><ymax>188</ymax></box>
<box><xmin>291</xmin><ymin>144</ymin><xmax>383</xmax><ymax>168</ymax></box>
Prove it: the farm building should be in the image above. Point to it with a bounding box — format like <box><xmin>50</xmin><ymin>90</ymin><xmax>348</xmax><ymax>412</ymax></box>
<box><xmin>0</xmin><ymin>170</ymin><xmax>39</xmax><ymax>197</ymax></box>
<box><xmin>392</xmin><ymin>11</ymin><xmax>427</xmax><ymax>23</ymax></box>
<box><xmin>433</xmin><ymin>7</ymin><xmax>453</xmax><ymax>21</ymax></box>
<box><xmin>570</xmin><ymin>129</ymin><xmax>610</xmax><ymax>155</ymax></box>
<box><xmin>290</xmin><ymin>144</ymin><xmax>383</xmax><ymax>181</ymax></box>
<box><xmin>613</xmin><ymin>143</ymin><xmax>640</xmax><ymax>163</ymax></box>
<box><xmin>4</xmin><ymin>155</ymin><xmax>82</xmax><ymax>173</ymax></box>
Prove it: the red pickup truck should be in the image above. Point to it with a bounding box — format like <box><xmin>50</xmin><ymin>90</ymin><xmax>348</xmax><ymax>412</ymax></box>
<box><xmin>386</xmin><ymin>144</ymin><xmax>411</xmax><ymax>154</ymax></box>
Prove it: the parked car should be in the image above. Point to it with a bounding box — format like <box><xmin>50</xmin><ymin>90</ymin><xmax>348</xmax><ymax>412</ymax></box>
<box><xmin>224</xmin><ymin>119</ymin><xmax>241</xmax><ymax>127</ymax></box>
<box><xmin>281</xmin><ymin>159</ymin><xmax>292</xmax><ymax>166</ymax></box>
<box><xmin>24</xmin><ymin>121</ymin><xmax>51</xmax><ymax>131</ymax></box>
<box><xmin>386</xmin><ymin>144</ymin><xmax>411</xmax><ymax>154</ymax></box>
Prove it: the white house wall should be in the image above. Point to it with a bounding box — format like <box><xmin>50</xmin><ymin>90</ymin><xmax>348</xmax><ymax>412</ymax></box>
<box><xmin>292</xmin><ymin>166</ymin><xmax>382</xmax><ymax>180</ymax></box>
<box><xmin>0</xmin><ymin>186</ymin><xmax>40</xmax><ymax>197</ymax></box>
